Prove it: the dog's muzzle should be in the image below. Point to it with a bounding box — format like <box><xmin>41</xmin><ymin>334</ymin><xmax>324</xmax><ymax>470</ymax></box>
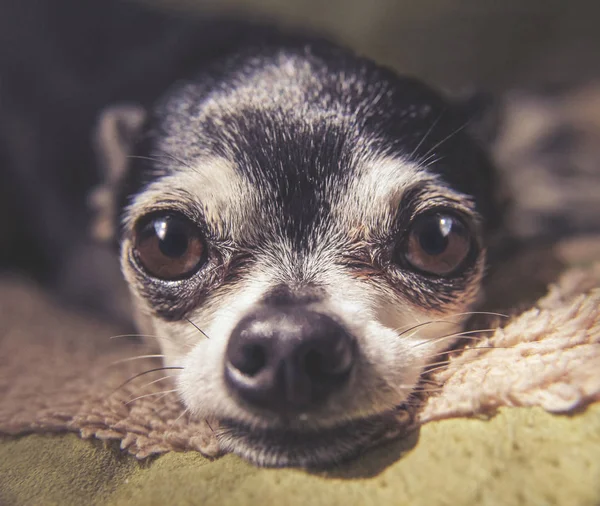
<box><xmin>224</xmin><ymin>305</ymin><xmax>355</xmax><ymax>414</ymax></box>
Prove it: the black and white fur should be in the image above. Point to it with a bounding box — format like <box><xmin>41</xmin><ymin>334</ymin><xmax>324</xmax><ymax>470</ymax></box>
<box><xmin>95</xmin><ymin>37</ymin><xmax>500</xmax><ymax>467</ymax></box>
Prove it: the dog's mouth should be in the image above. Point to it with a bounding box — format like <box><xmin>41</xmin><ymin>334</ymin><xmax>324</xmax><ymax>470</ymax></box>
<box><xmin>215</xmin><ymin>409</ymin><xmax>415</xmax><ymax>468</ymax></box>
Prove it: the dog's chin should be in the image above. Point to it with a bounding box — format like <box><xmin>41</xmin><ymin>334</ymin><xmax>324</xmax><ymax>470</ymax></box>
<box><xmin>215</xmin><ymin>410</ymin><xmax>413</xmax><ymax>468</ymax></box>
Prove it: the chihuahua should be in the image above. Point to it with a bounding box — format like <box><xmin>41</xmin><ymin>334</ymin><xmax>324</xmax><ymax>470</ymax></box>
<box><xmin>94</xmin><ymin>36</ymin><xmax>500</xmax><ymax>467</ymax></box>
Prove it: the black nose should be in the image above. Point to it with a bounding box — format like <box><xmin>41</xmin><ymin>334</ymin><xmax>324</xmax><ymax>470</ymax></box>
<box><xmin>224</xmin><ymin>306</ymin><xmax>355</xmax><ymax>413</ymax></box>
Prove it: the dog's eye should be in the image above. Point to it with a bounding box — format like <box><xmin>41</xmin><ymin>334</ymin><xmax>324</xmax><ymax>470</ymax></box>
<box><xmin>403</xmin><ymin>212</ymin><xmax>471</xmax><ymax>276</ymax></box>
<box><xmin>133</xmin><ymin>213</ymin><xmax>205</xmax><ymax>280</ymax></box>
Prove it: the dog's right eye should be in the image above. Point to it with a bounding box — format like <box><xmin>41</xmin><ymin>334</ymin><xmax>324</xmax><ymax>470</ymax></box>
<box><xmin>133</xmin><ymin>212</ymin><xmax>206</xmax><ymax>280</ymax></box>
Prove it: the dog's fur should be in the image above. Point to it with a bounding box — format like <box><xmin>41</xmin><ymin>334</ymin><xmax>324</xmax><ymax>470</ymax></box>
<box><xmin>90</xmin><ymin>36</ymin><xmax>502</xmax><ymax>467</ymax></box>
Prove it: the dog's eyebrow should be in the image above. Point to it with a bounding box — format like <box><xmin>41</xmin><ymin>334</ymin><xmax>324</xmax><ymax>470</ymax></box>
<box><xmin>331</xmin><ymin>155</ymin><xmax>478</xmax><ymax>237</ymax></box>
<box><xmin>408</xmin><ymin>184</ymin><xmax>478</xmax><ymax>216</ymax></box>
<box><xmin>123</xmin><ymin>156</ymin><xmax>257</xmax><ymax>241</ymax></box>
<box><xmin>331</xmin><ymin>156</ymin><xmax>429</xmax><ymax>226</ymax></box>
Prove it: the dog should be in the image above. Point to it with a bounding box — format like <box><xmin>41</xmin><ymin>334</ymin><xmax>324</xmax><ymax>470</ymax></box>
<box><xmin>91</xmin><ymin>33</ymin><xmax>503</xmax><ymax>467</ymax></box>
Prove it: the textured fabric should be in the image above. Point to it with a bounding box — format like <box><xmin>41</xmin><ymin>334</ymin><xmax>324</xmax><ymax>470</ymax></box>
<box><xmin>421</xmin><ymin>263</ymin><xmax>600</xmax><ymax>422</ymax></box>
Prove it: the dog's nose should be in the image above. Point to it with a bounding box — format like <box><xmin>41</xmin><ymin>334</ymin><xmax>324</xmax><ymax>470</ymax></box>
<box><xmin>224</xmin><ymin>306</ymin><xmax>355</xmax><ymax>413</ymax></box>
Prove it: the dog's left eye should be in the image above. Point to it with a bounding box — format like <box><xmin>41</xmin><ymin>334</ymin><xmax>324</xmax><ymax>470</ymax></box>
<box><xmin>402</xmin><ymin>212</ymin><xmax>472</xmax><ymax>276</ymax></box>
<box><xmin>133</xmin><ymin>212</ymin><xmax>206</xmax><ymax>280</ymax></box>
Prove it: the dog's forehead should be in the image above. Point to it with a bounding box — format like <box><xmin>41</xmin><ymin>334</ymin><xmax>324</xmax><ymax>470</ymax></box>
<box><xmin>126</xmin><ymin>47</ymin><xmax>485</xmax><ymax>243</ymax></box>
<box><xmin>151</xmin><ymin>47</ymin><xmax>456</xmax><ymax>171</ymax></box>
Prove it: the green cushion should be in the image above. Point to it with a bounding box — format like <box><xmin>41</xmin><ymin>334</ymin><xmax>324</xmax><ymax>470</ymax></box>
<box><xmin>2</xmin><ymin>404</ymin><xmax>599</xmax><ymax>506</ymax></box>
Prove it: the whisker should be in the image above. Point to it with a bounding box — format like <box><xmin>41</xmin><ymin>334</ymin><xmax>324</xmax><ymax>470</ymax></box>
<box><xmin>127</xmin><ymin>154</ymin><xmax>161</xmax><ymax>162</ymax></box>
<box><xmin>443</xmin><ymin>311</ymin><xmax>509</xmax><ymax>320</ymax></box>
<box><xmin>135</xmin><ymin>375</ymin><xmax>178</xmax><ymax>391</ymax></box>
<box><xmin>464</xmin><ymin>345</ymin><xmax>513</xmax><ymax>351</ymax></box>
<box><xmin>408</xmin><ymin>108</ymin><xmax>446</xmax><ymax>162</ymax></box>
<box><xmin>145</xmin><ymin>386</ymin><xmax>185</xmax><ymax>418</ymax></box>
<box><xmin>421</xmin><ymin>345</ymin><xmax>520</xmax><ymax>375</ymax></box>
<box><xmin>421</xmin><ymin>348</ymin><xmax>459</xmax><ymax>360</ymax></box>
<box><xmin>399</xmin><ymin>358</ymin><xmax>453</xmax><ymax>373</ymax></box>
<box><xmin>109</xmin><ymin>333</ymin><xmax>195</xmax><ymax>349</ymax></box>
<box><xmin>419</xmin><ymin>118</ymin><xmax>472</xmax><ymax>162</ymax></box>
<box><xmin>214</xmin><ymin>427</ymin><xmax>233</xmax><ymax>439</ymax></box>
<box><xmin>440</xmin><ymin>334</ymin><xmax>493</xmax><ymax>343</ymax></box>
<box><xmin>127</xmin><ymin>153</ymin><xmax>194</xmax><ymax>171</ymax></box>
<box><xmin>420</xmin><ymin>154</ymin><xmax>445</xmax><ymax>168</ymax></box>
<box><xmin>154</xmin><ymin>390</ymin><xmax>179</xmax><ymax>405</ymax></box>
<box><xmin>413</xmin><ymin>354</ymin><xmax>451</xmax><ymax>366</ymax></box>
<box><xmin>393</xmin><ymin>319</ymin><xmax>427</xmax><ymax>332</ymax></box>
<box><xmin>422</xmin><ymin>359</ymin><xmax>452</xmax><ymax>369</ymax></box>
<box><xmin>125</xmin><ymin>389</ymin><xmax>178</xmax><ymax>405</ymax></box>
<box><xmin>418</xmin><ymin>379</ymin><xmax>443</xmax><ymax>387</ymax></box>
<box><xmin>109</xmin><ymin>366</ymin><xmax>184</xmax><ymax>395</ymax></box>
<box><xmin>395</xmin><ymin>311</ymin><xmax>508</xmax><ymax>338</ymax></box>
<box><xmin>423</xmin><ymin>363</ymin><xmax>456</xmax><ymax>375</ymax></box>
<box><xmin>185</xmin><ymin>318</ymin><xmax>210</xmax><ymax>340</ymax></box>
<box><xmin>433</xmin><ymin>344</ymin><xmax>516</xmax><ymax>358</ymax></box>
<box><xmin>172</xmin><ymin>407</ymin><xmax>190</xmax><ymax>425</ymax></box>
<box><xmin>108</xmin><ymin>354</ymin><xmax>165</xmax><ymax>367</ymax></box>
<box><xmin>395</xmin><ymin>319</ymin><xmax>460</xmax><ymax>338</ymax></box>
<box><xmin>393</xmin><ymin>383</ymin><xmax>444</xmax><ymax>393</ymax></box>
<box><xmin>410</xmin><ymin>327</ymin><xmax>498</xmax><ymax>349</ymax></box>
<box><xmin>420</xmin><ymin>339</ymin><xmax>518</xmax><ymax>362</ymax></box>
<box><xmin>126</xmin><ymin>154</ymin><xmax>164</xmax><ymax>164</ymax></box>
<box><xmin>159</xmin><ymin>151</ymin><xmax>197</xmax><ymax>172</ymax></box>
<box><xmin>109</xmin><ymin>333</ymin><xmax>167</xmax><ymax>340</ymax></box>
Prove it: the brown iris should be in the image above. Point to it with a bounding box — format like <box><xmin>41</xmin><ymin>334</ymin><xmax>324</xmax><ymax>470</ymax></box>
<box><xmin>404</xmin><ymin>212</ymin><xmax>472</xmax><ymax>276</ymax></box>
<box><xmin>133</xmin><ymin>212</ymin><xmax>205</xmax><ymax>280</ymax></box>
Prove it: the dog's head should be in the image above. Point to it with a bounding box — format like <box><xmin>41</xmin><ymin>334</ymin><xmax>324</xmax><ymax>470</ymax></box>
<box><xmin>94</xmin><ymin>41</ymin><xmax>500</xmax><ymax>467</ymax></box>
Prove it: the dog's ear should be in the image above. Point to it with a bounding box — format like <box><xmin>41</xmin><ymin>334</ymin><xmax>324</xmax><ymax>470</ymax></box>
<box><xmin>450</xmin><ymin>90</ymin><xmax>511</xmax><ymax>245</ymax></box>
<box><xmin>452</xmin><ymin>90</ymin><xmax>503</xmax><ymax>146</ymax></box>
<box><xmin>89</xmin><ymin>104</ymin><xmax>146</xmax><ymax>242</ymax></box>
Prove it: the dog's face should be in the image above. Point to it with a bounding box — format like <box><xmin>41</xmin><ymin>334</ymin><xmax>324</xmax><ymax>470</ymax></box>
<box><xmin>104</xmin><ymin>43</ymin><xmax>498</xmax><ymax>467</ymax></box>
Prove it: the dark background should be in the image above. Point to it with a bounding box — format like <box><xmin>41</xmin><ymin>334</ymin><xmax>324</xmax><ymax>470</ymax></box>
<box><xmin>160</xmin><ymin>0</ymin><xmax>600</xmax><ymax>90</ymax></box>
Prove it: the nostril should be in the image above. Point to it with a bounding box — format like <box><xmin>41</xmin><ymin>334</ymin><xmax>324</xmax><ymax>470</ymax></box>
<box><xmin>303</xmin><ymin>349</ymin><xmax>325</xmax><ymax>379</ymax></box>
<box><xmin>228</xmin><ymin>341</ymin><xmax>269</xmax><ymax>377</ymax></box>
<box><xmin>239</xmin><ymin>344</ymin><xmax>267</xmax><ymax>376</ymax></box>
<box><xmin>302</xmin><ymin>336</ymin><xmax>354</xmax><ymax>381</ymax></box>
